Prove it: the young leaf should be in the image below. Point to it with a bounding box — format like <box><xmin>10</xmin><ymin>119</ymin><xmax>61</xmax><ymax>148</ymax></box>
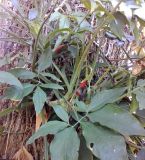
<box><xmin>0</xmin><ymin>71</ymin><xmax>23</xmax><ymax>89</ymax></box>
<box><xmin>88</xmin><ymin>104</ymin><xmax>145</xmax><ymax>136</ymax></box>
<box><xmin>88</xmin><ymin>87</ymin><xmax>126</xmax><ymax>111</ymax></box>
<box><xmin>50</xmin><ymin>127</ymin><xmax>80</xmax><ymax>160</ymax></box>
<box><xmin>81</xmin><ymin>122</ymin><xmax>128</xmax><ymax>160</ymax></box>
<box><xmin>33</xmin><ymin>87</ymin><xmax>47</xmax><ymax>114</ymax></box>
<box><xmin>38</xmin><ymin>47</ymin><xmax>52</xmax><ymax>72</ymax></box>
<box><xmin>27</xmin><ymin>121</ymin><xmax>68</xmax><ymax>144</ymax></box>
<box><xmin>53</xmin><ymin>105</ymin><xmax>69</xmax><ymax>123</ymax></box>
<box><xmin>9</xmin><ymin>68</ymin><xmax>36</xmax><ymax>79</ymax></box>
<box><xmin>40</xmin><ymin>83</ymin><xmax>64</xmax><ymax>90</ymax></box>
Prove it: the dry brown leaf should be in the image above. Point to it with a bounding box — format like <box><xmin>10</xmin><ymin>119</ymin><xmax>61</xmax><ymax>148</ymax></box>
<box><xmin>13</xmin><ymin>146</ymin><xmax>33</xmax><ymax>160</ymax></box>
<box><xmin>132</xmin><ymin>63</ymin><xmax>142</xmax><ymax>75</ymax></box>
<box><xmin>35</xmin><ymin>114</ymin><xmax>42</xmax><ymax>131</ymax></box>
<box><xmin>35</xmin><ymin>109</ymin><xmax>49</xmax><ymax>131</ymax></box>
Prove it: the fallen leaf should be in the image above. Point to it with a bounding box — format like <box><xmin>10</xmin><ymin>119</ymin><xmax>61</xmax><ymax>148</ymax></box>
<box><xmin>13</xmin><ymin>146</ymin><xmax>33</xmax><ymax>160</ymax></box>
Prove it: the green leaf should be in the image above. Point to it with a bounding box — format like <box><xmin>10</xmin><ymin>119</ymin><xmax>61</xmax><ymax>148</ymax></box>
<box><xmin>68</xmin><ymin>46</ymin><xmax>78</xmax><ymax>58</ymax></box>
<box><xmin>33</xmin><ymin>87</ymin><xmax>47</xmax><ymax>114</ymax></box>
<box><xmin>53</xmin><ymin>105</ymin><xmax>69</xmax><ymax>123</ymax></box>
<box><xmin>88</xmin><ymin>104</ymin><xmax>145</xmax><ymax>136</ymax></box>
<box><xmin>50</xmin><ymin>127</ymin><xmax>80</xmax><ymax>160</ymax></box>
<box><xmin>75</xmin><ymin>99</ymin><xmax>88</xmax><ymax>112</ymax></box>
<box><xmin>28</xmin><ymin>8</ymin><xmax>38</xmax><ymax>20</ymax></box>
<box><xmin>27</xmin><ymin>121</ymin><xmax>68</xmax><ymax>144</ymax></box>
<box><xmin>4</xmin><ymin>86</ymin><xmax>23</xmax><ymax>100</ymax></box>
<box><xmin>59</xmin><ymin>15</ymin><xmax>70</xmax><ymax>29</ymax></box>
<box><xmin>81</xmin><ymin>122</ymin><xmax>128</xmax><ymax>160</ymax></box>
<box><xmin>23</xmin><ymin>83</ymin><xmax>35</xmax><ymax>97</ymax></box>
<box><xmin>40</xmin><ymin>83</ymin><xmax>64</xmax><ymax>90</ymax></box>
<box><xmin>0</xmin><ymin>71</ymin><xmax>23</xmax><ymax>89</ymax></box>
<box><xmin>134</xmin><ymin>79</ymin><xmax>145</xmax><ymax>110</ymax></box>
<box><xmin>135</xmin><ymin>90</ymin><xmax>145</xmax><ymax>110</ymax></box>
<box><xmin>41</xmin><ymin>72</ymin><xmax>61</xmax><ymax>82</ymax></box>
<box><xmin>80</xmin><ymin>0</ymin><xmax>91</xmax><ymax>10</ymax></box>
<box><xmin>49</xmin><ymin>11</ymin><xmax>62</xmax><ymax>22</ymax></box>
<box><xmin>88</xmin><ymin>87</ymin><xmax>126</xmax><ymax>111</ymax></box>
<box><xmin>9</xmin><ymin>68</ymin><xmax>36</xmax><ymax>79</ymax></box>
<box><xmin>78</xmin><ymin>136</ymin><xmax>93</xmax><ymax>160</ymax></box>
<box><xmin>110</xmin><ymin>12</ymin><xmax>129</xmax><ymax>39</ymax></box>
<box><xmin>38</xmin><ymin>47</ymin><xmax>52</xmax><ymax>72</ymax></box>
<box><xmin>4</xmin><ymin>83</ymin><xmax>35</xmax><ymax>100</ymax></box>
<box><xmin>130</xmin><ymin>94</ymin><xmax>139</xmax><ymax>113</ymax></box>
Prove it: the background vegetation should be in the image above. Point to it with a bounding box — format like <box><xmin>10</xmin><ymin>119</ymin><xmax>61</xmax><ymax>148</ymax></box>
<box><xmin>1</xmin><ymin>0</ymin><xmax>145</xmax><ymax>159</ymax></box>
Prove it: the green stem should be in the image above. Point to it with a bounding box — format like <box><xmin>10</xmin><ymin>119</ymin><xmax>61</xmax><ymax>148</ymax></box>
<box><xmin>64</xmin><ymin>0</ymin><xmax>123</xmax><ymax>100</ymax></box>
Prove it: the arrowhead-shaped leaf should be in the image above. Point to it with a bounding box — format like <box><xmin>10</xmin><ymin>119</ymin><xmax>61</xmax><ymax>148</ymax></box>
<box><xmin>88</xmin><ymin>104</ymin><xmax>145</xmax><ymax>136</ymax></box>
<box><xmin>27</xmin><ymin>121</ymin><xmax>68</xmax><ymax>144</ymax></box>
<box><xmin>50</xmin><ymin>127</ymin><xmax>80</xmax><ymax>160</ymax></box>
<box><xmin>33</xmin><ymin>87</ymin><xmax>47</xmax><ymax>114</ymax></box>
<box><xmin>81</xmin><ymin>122</ymin><xmax>128</xmax><ymax>160</ymax></box>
